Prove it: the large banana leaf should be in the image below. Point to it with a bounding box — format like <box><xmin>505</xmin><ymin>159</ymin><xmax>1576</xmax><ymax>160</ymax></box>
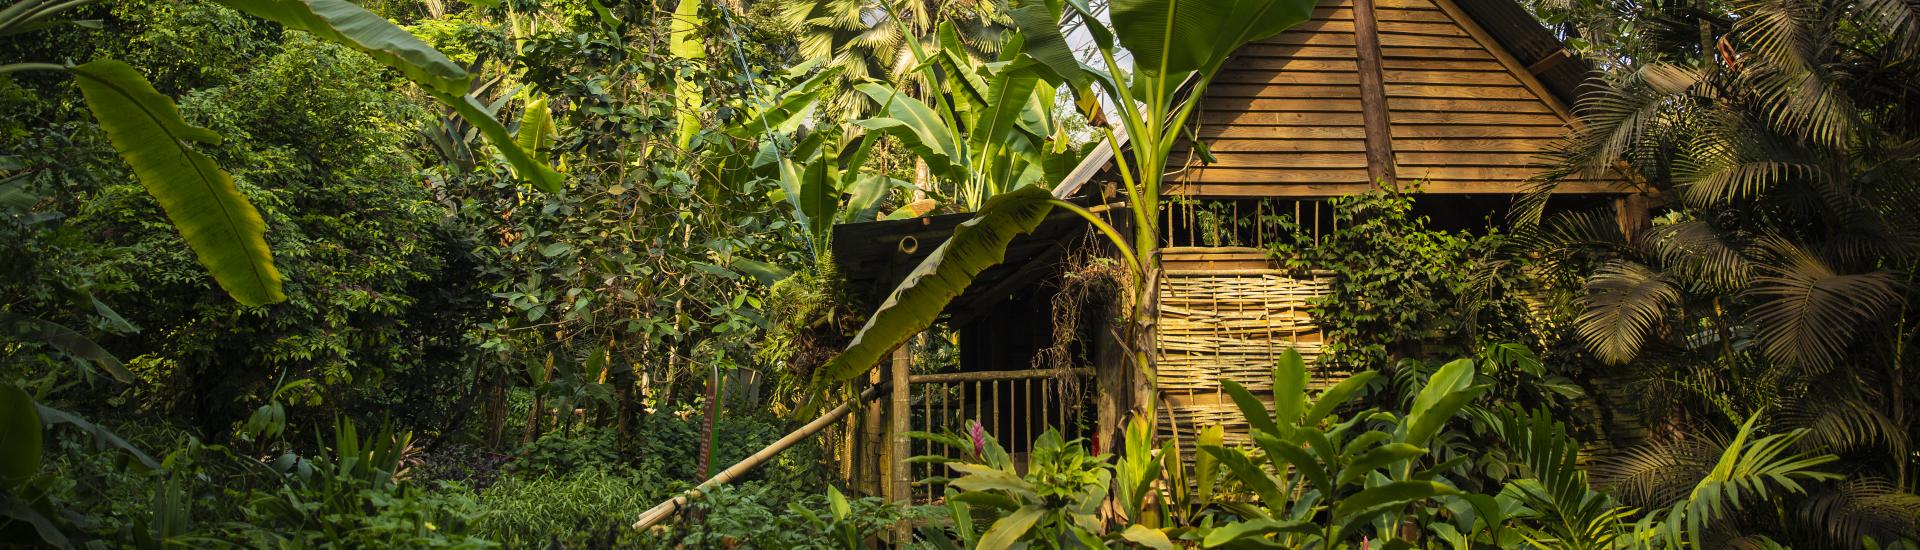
<box><xmin>0</xmin><ymin>384</ymin><xmax>40</xmax><ymax>490</ymax></box>
<box><xmin>1109</xmin><ymin>0</ymin><xmax>1315</xmax><ymax>82</ymax></box>
<box><xmin>724</xmin><ymin>65</ymin><xmax>838</xmax><ymax>140</ymax></box>
<box><xmin>669</xmin><ymin>0</ymin><xmax>705</xmax><ymax>150</ymax></box>
<box><xmin>810</xmin><ymin>186</ymin><xmax>1057</xmax><ymax>388</ymax></box>
<box><xmin>778</xmin><ymin>156</ymin><xmax>837</xmax><ymax>250</ymax></box>
<box><xmin>70</xmin><ymin>60</ymin><xmax>284</xmax><ymax>306</ymax></box>
<box><xmin>1007</xmin><ymin>0</ymin><xmax>1086</xmax><ymax>87</ymax></box>
<box><xmin>438</xmin><ymin>90</ymin><xmax>565</xmax><ymax>192</ymax></box>
<box><xmin>210</xmin><ymin>0</ymin><xmax>469</xmax><ymax>96</ymax></box>
<box><xmin>516</xmin><ymin>96</ymin><xmax>555</xmax><ymax>159</ymax></box>
<box><xmin>216</xmin><ymin>0</ymin><xmax>563</xmax><ymax>192</ymax></box>
<box><xmin>966</xmin><ymin>58</ymin><xmax>1043</xmax><ymax>161</ymax></box>
<box><xmin>853</xmin><ymin>83</ymin><xmax>964</xmax><ymax>182</ymax></box>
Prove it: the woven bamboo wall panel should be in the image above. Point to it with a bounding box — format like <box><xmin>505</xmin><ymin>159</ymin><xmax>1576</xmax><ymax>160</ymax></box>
<box><xmin>1157</xmin><ymin>270</ymin><xmax>1343</xmax><ymax>445</ymax></box>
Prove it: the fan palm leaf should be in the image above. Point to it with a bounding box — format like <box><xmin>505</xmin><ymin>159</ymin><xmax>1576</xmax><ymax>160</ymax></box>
<box><xmin>1745</xmin><ymin>239</ymin><xmax>1901</xmax><ymax>372</ymax></box>
<box><xmin>1579</xmin><ymin>260</ymin><xmax>1684</xmax><ymax>364</ymax></box>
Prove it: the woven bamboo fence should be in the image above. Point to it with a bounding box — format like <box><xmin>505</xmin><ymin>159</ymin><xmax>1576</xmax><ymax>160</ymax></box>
<box><xmin>1156</xmin><ymin>269</ymin><xmax>1340</xmax><ymax>447</ymax></box>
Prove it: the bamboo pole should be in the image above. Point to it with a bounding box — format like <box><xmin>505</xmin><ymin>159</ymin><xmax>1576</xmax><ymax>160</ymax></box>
<box><xmin>632</xmin><ymin>383</ymin><xmax>887</xmax><ymax>531</ymax></box>
<box><xmin>888</xmin><ymin>345</ymin><xmax>912</xmax><ymax>541</ymax></box>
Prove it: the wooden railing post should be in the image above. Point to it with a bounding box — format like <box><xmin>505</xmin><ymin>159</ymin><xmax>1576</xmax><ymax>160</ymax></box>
<box><xmin>888</xmin><ymin>343</ymin><xmax>912</xmax><ymax>540</ymax></box>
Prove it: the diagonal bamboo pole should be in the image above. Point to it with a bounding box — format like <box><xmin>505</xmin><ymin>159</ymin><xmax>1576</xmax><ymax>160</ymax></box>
<box><xmin>632</xmin><ymin>383</ymin><xmax>888</xmax><ymax>531</ymax></box>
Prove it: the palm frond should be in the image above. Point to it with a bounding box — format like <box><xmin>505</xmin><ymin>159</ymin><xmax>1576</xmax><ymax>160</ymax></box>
<box><xmin>1854</xmin><ymin>0</ymin><xmax>1920</xmax><ymax>61</ymax></box>
<box><xmin>1578</xmin><ymin>260</ymin><xmax>1683</xmax><ymax>364</ymax></box>
<box><xmin>1639</xmin><ymin>219</ymin><xmax>1756</xmax><ymax>292</ymax></box>
<box><xmin>1637</xmin><ymin>416</ymin><xmax>1841</xmax><ymax>547</ymax></box>
<box><xmin>1592</xmin><ymin>436</ymin><xmax>1721</xmax><ymax>508</ymax></box>
<box><xmin>1745</xmin><ymin>239</ymin><xmax>1902</xmax><ymax>372</ymax></box>
<box><xmin>1776</xmin><ymin>392</ymin><xmax>1911</xmax><ymax>461</ymax></box>
<box><xmin>1798</xmin><ymin>477</ymin><xmax>1920</xmax><ymax>546</ymax></box>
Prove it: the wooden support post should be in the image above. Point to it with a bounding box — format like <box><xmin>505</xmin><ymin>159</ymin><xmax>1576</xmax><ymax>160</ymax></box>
<box><xmin>1615</xmin><ymin>193</ymin><xmax>1652</xmax><ymax>242</ymax></box>
<box><xmin>863</xmin><ymin>368</ymin><xmax>886</xmax><ymax>497</ymax></box>
<box><xmin>1352</xmin><ymin>0</ymin><xmax>1398</xmax><ymax>188</ymax></box>
<box><xmin>888</xmin><ymin>343</ymin><xmax>913</xmax><ymax>540</ymax></box>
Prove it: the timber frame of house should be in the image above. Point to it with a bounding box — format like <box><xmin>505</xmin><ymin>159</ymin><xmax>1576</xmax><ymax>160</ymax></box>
<box><xmin>825</xmin><ymin>0</ymin><xmax>1650</xmax><ymax>505</ymax></box>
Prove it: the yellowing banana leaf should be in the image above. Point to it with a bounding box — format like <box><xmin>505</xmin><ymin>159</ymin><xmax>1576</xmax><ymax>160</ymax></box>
<box><xmin>811</xmin><ymin>186</ymin><xmax>1056</xmax><ymax>389</ymax></box>
<box><xmin>438</xmin><ymin>90</ymin><xmax>565</xmax><ymax>193</ymax></box>
<box><xmin>669</xmin><ymin>0</ymin><xmax>705</xmax><ymax>150</ymax></box>
<box><xmin>70</xmin><ymin>60</ymin><xmax>284</xmax><ymax>306</ymax></box>
<box><xmin>516</xmin><ymin>96</ymin><xmax>555</xmax><ymax>160</ymax></box>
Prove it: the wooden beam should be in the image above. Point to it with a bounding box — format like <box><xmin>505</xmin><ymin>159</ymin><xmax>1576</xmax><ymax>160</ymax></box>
<box><xmin>1527</xmin><ymin>48</ymin><xmax>1573</xmax><ymax>75</ymax></box>
<box><xmin>1351</xmin><ymin>0</ymin><xmax>1398</xmax><ymax>187</ymax></box>
<box><xmin>908</xmin><ymin>368</ymin><xmax>1094</xmax><ymax>384</ymax></box>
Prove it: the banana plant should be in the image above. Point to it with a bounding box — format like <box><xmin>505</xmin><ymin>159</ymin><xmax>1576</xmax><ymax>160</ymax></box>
<box><xmin>808</xmin><ymin>0</ymin><xmax>1317</xmax><ymax>402</ymax></box>
<box><xmin>0</xmin><ymin>0</ymin><xmax>563</xmax><ymax>307</ymax></box>
<box><xmin>1196</xmin><ymin>349</ymin><xmax>1487</xmax><ymax>548</ymax></box>
<box><xmin>858</xmin><ymin>22</ymin><xmax>1086</xmax><ymax>211</ymax></box>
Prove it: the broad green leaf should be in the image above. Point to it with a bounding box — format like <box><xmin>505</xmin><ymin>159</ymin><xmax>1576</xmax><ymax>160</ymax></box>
<box><xmin>724</xmin><ymin>67</ymin><xmax>839</xmax><ymax>139</ymax></box>
<box><xmin>778</xmin><ymin>157</ymin><xmax>836</xmax><ymax>248</ymax></box>
<box><xmin>1305</xmin><ymin>370</ymin><xmax>1375</xmax><ymax>426</ymax></box>
<box><xmin>967</xmin><ymin>59</ymin><xmax>1044</xmax><ymax>160</ymax></box>
<box><xmin>1402</xmin><ymin>359</ymin><xmax>1488</xmax><ymax>447</ymax></box>
<box><xmin>978</xmin><ymin>505</ymin><xmax>1046</xmax><ymax>550</ymax></box>
<box><xmin>843</xmin><ymin>173</ymin><xmax>907</xmax><ymax>223</ymax></box>
<box><xmin>730</xmin><ymin>258</ymin><xmax>792</xmax><ymax>285</ymax></box>
<box><xmin>1203</xmin><ymin>518</ymin><xmax>1311</xmax><ymax>548</ymax></box>
<box><xmin>1008</xmin><ymin>0</ymin><xmax>1089</xmax><ymax>87</ymax></box>
<box><xmin>1195</xmin><ymin>424</ymin><xmax>1224</xmax><ymax>502</ymax></box>
<box><xmin>1253</xmin><ymin>432</ymin><xmax>1330</xmax><ymax>497</ymax></box>
<box><xmin>1272</xmin><ymin>348</ymin><xmax>1308</xmax><ymax>427</ymax></box>
<box><xmin>812</xmin><ymin>186</ymin><xmax>1055</xmax><ymax>387</ymax></box>
<box><xmin>1108</xmin><ymin>0</ymin><xmax>1314</xmax><ymax>81</ymax></box>
<box><xmin>1120</xmin><ymin>524</ymin><xmax>1178</xmax><ymax>550</ymax></box>
<box><xmin>950</xmin><ymin>491</ymin><xmax>1021</xmax><ymax>511</ymax></box>
<box><xmin>210</xmin><ymin>0</ymin><xmax>469</xmax><ymax>96</ymax></box>
<box><xmin>669</xmin><ymin>0</ymin><xmax>705</xmax><ymax>149</ymax></box>
<box><xmin>854</xmin><ymin>83</ymin><xmax>963</xmax><ymax>181</ymax></box>
<box><xmin>1220</xmin><ymin>379</ymin><xmax>1276</xmax><ymax>435</ymax></box>
<box><xmin>0</xmin><ymin>385</ymin><xmax>40</xmax><ymax>489</ymax></box>
<box><xmin>5</xmin><ymin>314</ymin><xmax>131</xmax><ymax>382</ymax></box>
<box><xmin>933</xmin><ymin>23</ymin><xmax>990</xmax><ymax>117</ymax></box>
<box><xmin>70</xmin><ymin>60</ymin><xmax>284</xmax><ymax>306</ymax></box>
<box><xmin>35</xmin><ymin>405</ymin><xmax>162</xmax><ymax>471</ymax></box>
<box><xmin>1202</xmin><ymin>445</ymin><xmax>1287</xmax><ymax>507</ymax></box>
<box><xmin>439</xmin><ymin>91</ymin><xmax>565</xmax><ymax>192</ymax></box>
<box><xmin>1334</xmin><ymin>480</ymin><xmax>1460</xmax><ymax>522</ymax></box>
<box><xmin>1336</xmin><ymin>443</ymin><xmax>1426</xmax><ymax>486</ymax></box>
<box><xmin>516</xmin><ymin>96</ymin><xmax>555</xmax><ymax>159</ymax></box>
<box><xmin>949</xmin><ymin>463</ymin><xmax>1040</xmax><ymax>501</ymax></box>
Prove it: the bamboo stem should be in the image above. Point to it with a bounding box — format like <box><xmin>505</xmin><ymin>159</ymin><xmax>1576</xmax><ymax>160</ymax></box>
<box><xmin>632</xmin><ymin>384</ymin><xmax>887</xmax><ymax>531</ymax></box>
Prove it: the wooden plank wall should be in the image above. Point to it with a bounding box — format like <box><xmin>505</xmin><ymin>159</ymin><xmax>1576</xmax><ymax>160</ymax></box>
<box><xmin>1172</xmin><ymin>0</ymin><xmax>1626</xmax><ymax>197</ymax></box>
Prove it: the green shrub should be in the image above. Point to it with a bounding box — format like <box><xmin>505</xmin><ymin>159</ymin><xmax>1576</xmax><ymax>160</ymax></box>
<box><xmin>475</xmin><ymin>469</ymin><xmax>669</xmax><ymax>548</ymax></box>
<box><xmin>656</xmin><ymin>482</ymin><xmax>930</xmax><ymax>549</ymax></box>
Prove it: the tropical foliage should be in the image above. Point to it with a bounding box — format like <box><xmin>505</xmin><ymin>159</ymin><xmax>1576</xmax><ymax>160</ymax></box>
<box><xmin>1</xmin><ymin>0</ymin><xmax>1916</xmax><ymax>547</ymax></box>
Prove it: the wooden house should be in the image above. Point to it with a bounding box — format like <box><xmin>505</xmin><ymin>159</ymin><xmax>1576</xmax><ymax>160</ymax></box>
<box><xmin>828</xmin><ymin>0</ymin><xmax>1643</xmax><ymax>503</ymax></box>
